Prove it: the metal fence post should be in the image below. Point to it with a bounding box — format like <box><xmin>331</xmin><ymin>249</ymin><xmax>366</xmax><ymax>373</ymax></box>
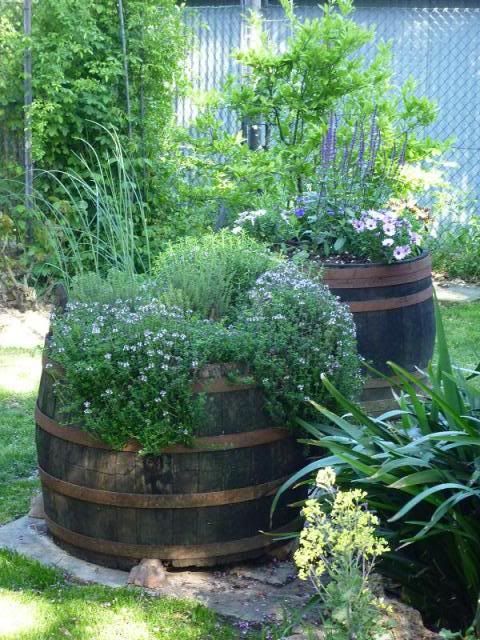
<box><xmin>241</xmin><ymin>0</ymin><xmax>262</xmax><ymax>150</ymax></box>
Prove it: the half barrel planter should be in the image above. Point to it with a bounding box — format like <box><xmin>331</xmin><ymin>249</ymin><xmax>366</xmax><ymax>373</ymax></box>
<box><xmin>36</xmin><ymin>361</ymin><xmax>305</xmax><ymax>569</ymax></box>
<box><xmin>322</xmin><ymin>252</ymin><xmax>435</xmax><ymax>414</ymax></box>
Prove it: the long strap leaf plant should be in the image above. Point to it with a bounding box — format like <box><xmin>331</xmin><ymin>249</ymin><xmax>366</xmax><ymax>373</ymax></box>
<box><xmin>274</xmin><ymin>297</ymin><xmax>480</xmax><ymax>635</ymax></box>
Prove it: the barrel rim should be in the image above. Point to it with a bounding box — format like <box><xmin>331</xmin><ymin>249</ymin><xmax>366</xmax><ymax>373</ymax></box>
<box><xmin>35</xmin><ymin>404</ymin><xmax>291</xmax><ymax>453</ymax></box>
<box><xmin>319</xmin><ymin>250</ymin><xmax>430</xmax><ymax>272</ymax></box>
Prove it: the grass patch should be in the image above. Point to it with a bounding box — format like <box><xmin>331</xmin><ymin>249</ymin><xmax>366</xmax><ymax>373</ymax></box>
<box><xmin>0</xmin><ymin>350</ymin><xmax>40</xmax><ymax>525</ymax></box>
<box><xmin>0</xmin><ymin>550</ymin><xmax>243</xmax><ymax>640</ymax></box>
<box><xmin>440</xmin><ymin>302</ymin><xmax>480</xmax><ymax>371</ymax></box>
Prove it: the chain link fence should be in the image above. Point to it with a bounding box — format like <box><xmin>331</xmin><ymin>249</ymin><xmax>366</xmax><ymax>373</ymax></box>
<box><xmin>179</xmin><ymin>2</ymin><xmax>480</xmax><ymax>230</ymax></box>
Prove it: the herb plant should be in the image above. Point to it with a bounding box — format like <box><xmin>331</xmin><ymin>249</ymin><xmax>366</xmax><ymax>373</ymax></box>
<box><xmin>153</xmin><ymin>232</ymin><xmax>279</xmax><ymax>320</ymax></box>
<box><xmin>49</xmin><ymin>255</ymin><xmax>361</xmax><ymax>453</ymax></box>
<box><xmin>236</xmin><ymin>263</ymin><xmax>362</xmax><ymax>424</ymax></box>
<box><xmin>295</xmin><ymin>467</ymin><xmax>389</xmax><ymax>640</ymax></box>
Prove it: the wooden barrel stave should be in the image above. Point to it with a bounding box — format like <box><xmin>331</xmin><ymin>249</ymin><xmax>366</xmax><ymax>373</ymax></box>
<box><xmin>322</xmin><ymin>253</ymin><xmax>435</xmax><ymax>412</ymax></box>
<box><xmin>36</xmin><ymin>362</ymin><xmax>304</xmax><ymax>568</ymax></box>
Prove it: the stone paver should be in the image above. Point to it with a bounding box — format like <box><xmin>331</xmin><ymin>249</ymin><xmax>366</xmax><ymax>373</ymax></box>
<box><xmin>434</xmin><ymin>282</ymin><xmax>480</xmax><ymax>303</ymax></box>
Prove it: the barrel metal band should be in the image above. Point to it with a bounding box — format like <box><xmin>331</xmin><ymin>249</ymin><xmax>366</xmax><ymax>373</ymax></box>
<box><xmin>363</xmin><ymin>370</ymin><xmax>426</xmax><ymax>389</ymax></box>
<box><xmin>35</xmin><ymin>405</ymin><xmax>290</xmax><ymax>453</ymax></box>
<box><xmin>39</xmin><ymin>467</ymin><xmax>289</xmax><ymax>508</ymax></box>
<box><xmin>346</xmin><ymin>285</ymin><xmax>433</xmax><ymax>313</ymax></box>
<box><xmin>44</xmin><ymin>516</ymin><xmax>299</xmax><ymax>561</ymax></box>
<box><xmin>325</xmin><ymin>265</ymin><xmax>432</xmax><ymax>289</ymax></box>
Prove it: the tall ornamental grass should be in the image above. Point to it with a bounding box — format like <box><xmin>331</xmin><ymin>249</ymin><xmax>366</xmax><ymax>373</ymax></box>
<box><xmin>35</xmin><ymin>127</ymin><xmax>150</xmax><ymax>287</ymax></box>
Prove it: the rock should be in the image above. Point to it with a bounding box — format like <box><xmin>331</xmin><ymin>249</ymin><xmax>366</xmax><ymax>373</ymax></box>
<box><xmin>265</xmin><ymin>540</ymin><xmax>297</xmax><ymax>562</ymax></box>
<box><xmin>127</xmin><ymin>559</ymin><xmax>168</xmax><ymax>589</ymax></box>
<box><xmin>28</xmin><ymin>493</ymin><xmax>45</xmax><ymax>519</ymax></box>
<box><xmin>385</xmin><ymin>599</ymin><xmax>441</xmax><ymax>640</ymax></box>
<box><xmin>230</xmin><ymin>561</ymin><xmax>297</xmax><ymax>586</ymax></box>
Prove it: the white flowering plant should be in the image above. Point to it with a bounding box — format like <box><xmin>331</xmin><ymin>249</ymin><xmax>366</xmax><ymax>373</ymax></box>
<box><xmin>49</xmin><ymin>261</ymin><xmax>362</xmax><ymax>452</ymax></box>
<box><xmin>235</xmin><ymin>263</ymin><xmax>362</xmax><ymax>424</ymax></box>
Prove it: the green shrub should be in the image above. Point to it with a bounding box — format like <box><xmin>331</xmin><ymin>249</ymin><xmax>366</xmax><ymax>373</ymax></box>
<box><xmin>50</xmin><ymin>261</ymin><xmax>361</xmax><ymax>453</ymax></box>
<box><xmin>153</xmin><ymin>232</ymin><xmax>280</xmax><ymax>320</ymax></box>
<box><xmin>183</xmin><ymin>0</ymin><xmax>443</xmax><ymax>223</ymax></box>
<box><xmin>235</xmin><ymin>263</ymin><xmax>362</xmax><ymax>424</ymax></box>
<box><xmin>275</xmin><ymin>302</ymin><xmax>480</xmax><ymax>633</ymax></box>
<box><xmin>430</xmin><ymin>218</ymin><xmax>480</xmax><ymax>282</ymax></box>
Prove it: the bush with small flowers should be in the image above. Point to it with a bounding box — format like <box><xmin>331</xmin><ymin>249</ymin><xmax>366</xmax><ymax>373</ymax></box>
<box><xmin>49</xmin><ymin>260</ymin><xmax>361</xmax><ymax>452</ymax></box>
<box><xmin>235</xmin><ymin>263</ymin><xmax>362</xmax><ymax>424</ymax></box>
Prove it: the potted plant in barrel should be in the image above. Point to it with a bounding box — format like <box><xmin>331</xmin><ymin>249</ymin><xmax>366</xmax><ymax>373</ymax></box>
<box><xmin>231</xmin><ymin>113</ymin><xmax>435</xmax><ymax>413</ymax></box>
<box><xmin>37</xmin><ymin>233</ymin><xmax>362</xmax><ymax>570</ymax></box>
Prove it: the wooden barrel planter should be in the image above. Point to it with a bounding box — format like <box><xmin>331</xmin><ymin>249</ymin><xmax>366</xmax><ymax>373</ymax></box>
<box><xmin>321</xmin><ymin>252</ymin><xmax>435</xmax><ymax>414</ymax></box>
<box><xmin>36</xmin><ymin>360</ymin><xmax>305</xmax><ymax>570</ymax></box>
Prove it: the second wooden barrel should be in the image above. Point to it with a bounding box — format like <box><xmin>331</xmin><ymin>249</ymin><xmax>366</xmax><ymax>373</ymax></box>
<box><xmin>36</xmin><ymin>361</ymin><xmax>305</xmax><ymax>569</ymax></box>
<box><xmin>322</xmin><ymin>252</ymin><xmax>435</xmax><ymax>413</ymax></box>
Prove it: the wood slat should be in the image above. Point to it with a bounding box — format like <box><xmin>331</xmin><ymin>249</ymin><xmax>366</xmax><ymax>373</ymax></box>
<box><xmin>322</xmin><ymin>253</ymin><xmax>431</xmax><ymax>283</ymax></box>
<box><xmin>35</xmin><ymin>405</ymin><xmax>291</xmax><ymax>453</ymax></box>
<box><xmin>45</xmin><ymin>516</ymin><xmax>300</xmax><ymax>560</ymax></box>
<box><xmin>39</xmin><ymin>467</ymin><xmax>289</xmax><ymax>508</ymax></box>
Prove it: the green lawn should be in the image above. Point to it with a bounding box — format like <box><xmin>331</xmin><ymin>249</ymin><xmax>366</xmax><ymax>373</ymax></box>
<box><xmin>440</xmin><ymin>302</ymin><xmax>480</xmax><ymax>372</ymax></box>
<box><xmin>0</xmin><ymin>302</ymin><xmax>479</xmax><ymax>639</ymax></box>
<box><xmin>0</xmin><ymin>347</ymin><xmax>41</xmax><ymax>525</ymax></box>
<box><xmin>0</xmin><ymin>550</ymin><xmax>242</xmax><ymax>640</ymax></box>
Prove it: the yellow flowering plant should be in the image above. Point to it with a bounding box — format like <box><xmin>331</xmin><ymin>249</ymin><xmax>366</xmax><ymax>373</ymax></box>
<box><xmin>294</xmin><ymin>468</ymin><xmax>390</xmax><ymax>640</ymax></box>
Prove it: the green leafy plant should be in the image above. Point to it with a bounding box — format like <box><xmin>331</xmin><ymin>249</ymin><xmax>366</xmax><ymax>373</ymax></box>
<box><xmin>50</xmin><ymin>259</ymin><xmax>361</xmax><ymax>452</ymax></box>
<box><xmin>34</xmin><ymin>127</ymin><xmax>151</xmax><ymax>285</ymax></box>
<box><xmin>0</xmin><ymin>0</ymin><xmax>190</xmax><ymax>282</ymax></box>
<box><xmin>153</xmin><ymin>232</ymin><xmax>280</xmax><ymax>320</ymax></box>
<box><xmin>183</xmin><ymin>0</ymin><xmax>442</xmax><ymax>225</ymax></box>
<box><xmin>294</xmin><ymin>467</ymin><xmax>389</xmax><ymax>640</ymax></box>
<box><xmin>235</xmin><ymin>262</ymin><xmax>362</xmax><ymax>425</ymax></box>
<box><xmin>275</xmin><ymin>300</ymin><xmax>480</xmax><ymax>633</ymax></box>
<box><xmin>431</xmin><ymin>215</ymin><xmax>480</xmax><ymax>282</ymax></box>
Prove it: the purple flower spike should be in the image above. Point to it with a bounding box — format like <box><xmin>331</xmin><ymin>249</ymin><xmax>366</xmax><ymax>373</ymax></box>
<box><xmin>295</xmin><ymin>207</ymin><xmax>306</xmax><ymax>218</ymax></box>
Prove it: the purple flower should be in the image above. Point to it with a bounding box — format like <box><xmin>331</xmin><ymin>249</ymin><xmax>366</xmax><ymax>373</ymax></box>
<box><xmin>294</xmin><ymin>207</ymin><xmax>306</xmax><ymax>218</ymax></box>
<box><xmin>393</xmin><ymin>245</ymin><xmax>412</xmax><ymax>261</ymax></box>
<box><xmin>383</xmin><ymin>223</ymin><xmax>396</xmax><ymax>237</ymax></box>
<box><xmin>409</xmin><ymin>231</ymin><xmax>422</xmax><ymax>246</ymax></box>
<box><xmin>352</xmin><ymin>219</ymin><xmax>365</xmax><ymax>232</ymax></box>
<box><xmin>365</xmin><ymin>217</ymin><xmax>377</xmax><ymax>230</ymax></box>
